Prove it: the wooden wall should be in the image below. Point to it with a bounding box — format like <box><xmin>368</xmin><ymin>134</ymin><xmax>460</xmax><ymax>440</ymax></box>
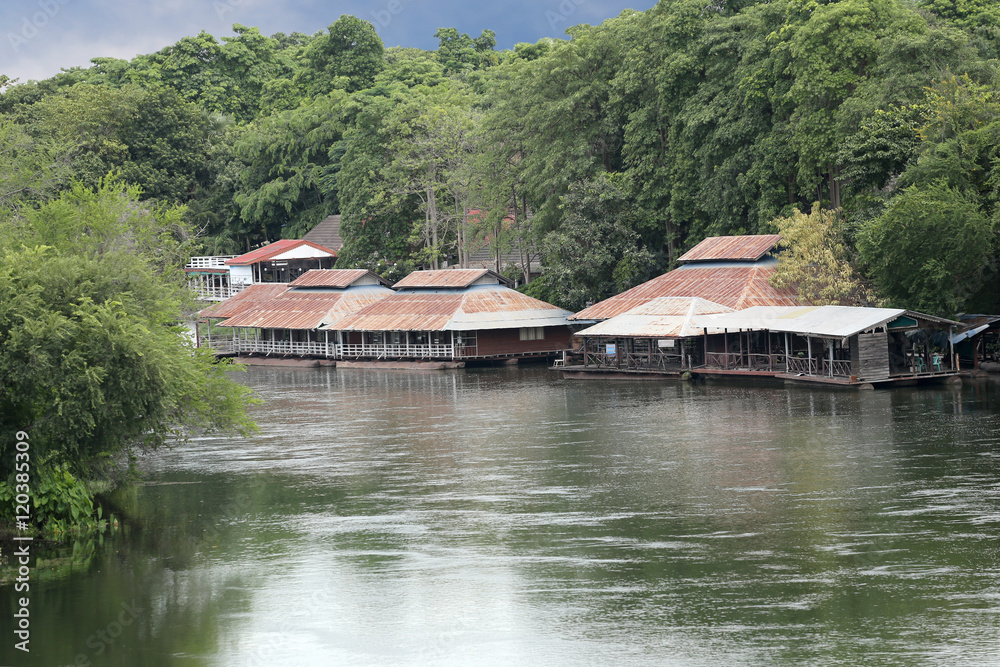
<box><xmin>857</xmin><ymin>332</ymin><xmax>890</xmax><ymax>380</ymax></box>
<box><xmin>474</xmin><ymin>326</ymin><xmax>573</xmax><ymax>357</ymax></box>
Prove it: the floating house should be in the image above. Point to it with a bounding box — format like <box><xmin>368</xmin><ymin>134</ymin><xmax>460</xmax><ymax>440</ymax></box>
<box><xmin>196</xmin><ymin>283</ymin><xmax>291</xmax><ymax>352</ymax></box>
<box><xmin>185</xmin><ymin>239</ymin><xmax>338</xmax><ymax>301</ymax></box>
<box><xmin>571</xmin><ymin>234</ymin><xmax>804</xmax><ymax>322</ymax></box>
<box><xmin>215</xmin><ymin>269</ymin><xmax>394</xmax><ymax>358</ymax></box>
<box><xmin>571</xmin><ymin>297</ymin><xmax>734</xmax><ymax>374</ymax></box>
<box><xmin>329</xmin><ymin>269</ymin><xmax>576</xmax><ymax>362</ymax></box>
<box><xmin>696</xmin><ymin>305</ymin><xmax>960</xmax><ymax>385</ymax></box>
<box><xmin>567</xmin><ymin>302</ymin><xmax>960</xmax><ymax>386</ymax></box>
<box><xmin>953</xmin><ymin>314</ymin><xmax>1000</xmax><ymax>372</ymax></box>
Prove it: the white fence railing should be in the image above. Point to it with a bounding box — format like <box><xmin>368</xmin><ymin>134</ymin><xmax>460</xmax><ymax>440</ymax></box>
<box><xmin>339</xmin><ymin>343</ymin><xmax>456</xmax><ymax>359</ymax></box>
<box><xmin>190</xmin><ymin>283</ymin><xmax>248</xmax><ymax>301</ymax></box>
<box><xmin>231</xmin><ymin>339</ymin><xmax>335</xmax><ymax>357</ymax></box>
<box><xmin>186</xmin><ymin>256</ymin><xmax>236</xmax><ymax>268</ymax></box>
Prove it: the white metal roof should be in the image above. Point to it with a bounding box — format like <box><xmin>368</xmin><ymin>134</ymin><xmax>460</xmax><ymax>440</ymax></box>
<box><xmin>574</xmin><ymin>297</ymin><xmax>734</xmax><ymax>338</ymax></box>
<box><xmin>700</xmin><ymin>305</ymin><xmax>910</xmax><ymax>339</ymax></box>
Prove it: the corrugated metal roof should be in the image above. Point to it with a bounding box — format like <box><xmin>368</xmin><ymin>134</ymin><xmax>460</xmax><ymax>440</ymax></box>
<box><xmin>226</xmin><ymin>239</ymin><xmax>338</xmax><ymax>266</ymax></box>
<box><xmin>701</xmin><ymin>305</ymin><xmax>914</xmax><ymax>338</ymax></box>
<box><xmin>393</xmin><ymin>269</ymin><xmax>511</xmax><ymax>289</ymax></box>
<box><xmin>198</xmin><ymin>284</ymin><xmax>290</xmax><ymax>319</ymax></box>
<box><xmin>570</xmin><ymin>264</ymin><xmax>804</xmax><ymax>321</ymax></box>
<box><xmin>289</xmin><ymin>268</ymin><xmax>390</xmax><ymax>288</ymax></box>
<box><xmin>329</xmin><ymin>285</ymin><xmax>574</xmax><ymax>332</ymax></box>
<box><xmin>218</xmin><ymin>285</ymin><xmax>394</xmax><ymax>330</ymax></box>
<box><xmin>302</xmin><ymin>214</ymin><xmax>344</xmax><ymax>251</ymax></box>
<box><xmin>677</xmin><ymin>234</ymin><xmax>781</xmax><ymax>263</ymax></box>
<box><xmin>573</xmin><ymin>297</ymin><xmax>734</xmax><ymax>338</ymax></box>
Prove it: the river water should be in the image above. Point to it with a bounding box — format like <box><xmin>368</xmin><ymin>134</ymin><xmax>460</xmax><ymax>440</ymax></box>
<box><xmin>4</xmin><ymin>367</ymin><xmax>1000</xmax><ymax>666</ymax></box>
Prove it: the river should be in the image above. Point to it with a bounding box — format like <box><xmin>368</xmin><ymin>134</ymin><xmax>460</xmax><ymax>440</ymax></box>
<box><xmin>3</xmin><ymin>366</ymin><xmax>1000</xmax><ymax>666</ymax></box>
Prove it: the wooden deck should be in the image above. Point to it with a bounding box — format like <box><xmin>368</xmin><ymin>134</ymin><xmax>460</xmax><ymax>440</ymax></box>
<box><xmin>559</xmin><ymin>364</ymin><xmax>961</xmax><ymax>389</ymax></box>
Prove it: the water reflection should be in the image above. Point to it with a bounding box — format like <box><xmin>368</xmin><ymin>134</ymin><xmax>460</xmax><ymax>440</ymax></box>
<box><xmin>3</xmin><ymin>370</ymin><xmax>1000</xmax><ymax>665</ymax></box>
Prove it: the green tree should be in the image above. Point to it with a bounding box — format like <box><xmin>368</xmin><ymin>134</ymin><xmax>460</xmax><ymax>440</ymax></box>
<box><xmin>299</xmin><ymin>16</ymin><xmax>385</xmax><ymax>95</ymax></box>
<box><xmin>769</xmin><ymin>205</ymin><xmax>878</xmax><ymax>306</ymax></box>
<box><xmin>232</xmin><ymin>91</ymin><xmax>347</xmax><ymax>244</ymax></box>
<box><xmin>857</xmin><ymin>180</ymin><xmax>993</xmax><ymax>313</ymax></box>
<box><xmin>540</xmin><ymin>174</ymin><xmax>655</xmax><ymax>311</ymax></box>
<box><xmin>0</xmin><ymin>179</ymin><xmax>256</xmax><ymax>505</ymax></box>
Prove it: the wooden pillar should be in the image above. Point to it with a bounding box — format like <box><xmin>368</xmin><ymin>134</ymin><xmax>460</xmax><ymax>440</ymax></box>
<box><xmin>724</xmin><ymin>329</ymin><xmax>728</xmax><ymax>367</ymax></box>
<box><xmin>948</xmin><ymin>326</ymin><xmax>954</xmax><ymax>370</ymax></box>
<box><xmin>829</xmin><ymin>340</ymin><xmax>834</xmax><ymax>377</ymax></box>
<box><xmin>584</xmin><ymin>337</ymin><xmax>589</xmax><ymax>368</ymax></box>
<box><xmin>807</xmin><ymin>336</ymin><xmax>813</xmax><ymax>374</ymax></box>
<box><xmin>784</xmin><ymin>332</ymin><xmax>790</xmax><ymax>371</ymax></box>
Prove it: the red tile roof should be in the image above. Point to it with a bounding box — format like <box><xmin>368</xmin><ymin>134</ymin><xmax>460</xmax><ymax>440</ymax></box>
<box><xmin>225</xmin><ymin>239</ymin><xmax>337</xmax><ymax>266</ymax></box>
<box><xmin>677</xmin><ymin>234</ymin><xmax>781</xmax><ymax>263</ymax></box>
<box><xmin>198</xmin><ymin>284</ymin><xmax>290</xmax><ymax>319</ymax></box>
<box><xmin>289</xmin><ymin>269</ymin><xmax>389</xmax><ymax>288</ymax></box>
<box><xmin>571</xmin><ymin>264</ymin><xmax>805</xmax><ymax>321</ymax></box>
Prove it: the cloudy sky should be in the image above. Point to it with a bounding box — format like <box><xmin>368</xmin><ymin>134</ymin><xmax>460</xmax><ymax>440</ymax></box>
<box><xmin>1</xmin><ymin>0</ymin><xmax>658</xmax><ymax>83</ymax></box>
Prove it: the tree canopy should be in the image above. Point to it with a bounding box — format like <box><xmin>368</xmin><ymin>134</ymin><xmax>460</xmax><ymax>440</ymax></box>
<box><xmin>1</xmin><ymin>2</ymin><xmax>998</xmax><ymax>316</ymax></box>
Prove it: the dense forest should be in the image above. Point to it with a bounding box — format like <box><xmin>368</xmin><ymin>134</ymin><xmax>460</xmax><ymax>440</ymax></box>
<box><xmin>3</xmin><ymin>0</ymin><xmax>1000</xmax><ymax>317</ymax></box>
<box><xmin>2</xmin><ymin>0</ymin><xmax>1000</xmax><ymax>533</ymax></box>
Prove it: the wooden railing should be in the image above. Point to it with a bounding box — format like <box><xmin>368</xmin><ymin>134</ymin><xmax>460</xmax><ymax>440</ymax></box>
<box><xmin>786</xmin><ymin>357</ymin><xmax>819</xmax><ymax>374</ymax></box>
<box><xmin>785</xmin><ymin>357</ymin><xmax>852</xmax><ymax>377</ymax></box>
<box><xmin>704</xmin><ymin>352</ymin><xmax>787</xmax><ymax>372</ymax></box>
<box><xmin>823</xmin><ymin>360</ymin><xmax>853</xmax><ymax>377</ymax></box>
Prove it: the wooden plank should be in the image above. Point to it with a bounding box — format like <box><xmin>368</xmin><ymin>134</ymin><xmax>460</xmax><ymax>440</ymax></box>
<box><xmin>858</xmin><ymin>332</ymin><xmax>890</xmax><ymax>380</ymax></box>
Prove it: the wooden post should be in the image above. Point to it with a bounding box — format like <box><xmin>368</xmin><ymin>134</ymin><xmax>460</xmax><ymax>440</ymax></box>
<box><xmin>829</xmin><ymin>340</ymin><xmax>834</xmax><ymax>377</ymax></box>
<box><xmin>785</xmin><ymin>332</ymin><xmax>790</xmax><ymax>370</ymax></box>
<box><xmin>948</xmin><ymin>326</ymin><xmax>954</xmax><ymax>371</ymax></box>
<box><xmin>807</xmin><ymin>336</ymin><xmax>813</xmax><ymax>374</ymax></box>
<box><xmin>724</xmin><ymin>329</ymin><xmax>728</xmax><ymax>368</ymax></box>
<box><xmin>704</xmin><ymin>328</ymin><xmax>708</xmax><ymax>367</ymax></box>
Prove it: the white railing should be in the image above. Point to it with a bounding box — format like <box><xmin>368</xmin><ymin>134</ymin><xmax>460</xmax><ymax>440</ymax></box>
<box><xmin>202</xmin><ymin>337</ymin><xmax>236</xmax><ymax>353</ymax></box>
<box><xmin>339</xmin><ymin>343</ymin><xmax>456</xmax><ymax>359</ymax></box>
<box><xmin>232</xmin><ymin>339</ymin><xmax>335</xmax><ymax>357</ymax></box>
<box><xmin>186</xmin><ymin>256</ymin><xmax>236</xmax><ymax>268</ymax></box>
<box><xmin>190</xmin><ymin>283</ymin><xmax>248</xmax><ymax>301</ymax></box>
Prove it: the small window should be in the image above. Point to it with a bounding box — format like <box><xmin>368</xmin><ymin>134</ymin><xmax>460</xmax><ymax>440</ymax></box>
<box><xmin>519</xmin><ymin>327</ymin><xmax>545</xmax><ymax>341</ymax></box>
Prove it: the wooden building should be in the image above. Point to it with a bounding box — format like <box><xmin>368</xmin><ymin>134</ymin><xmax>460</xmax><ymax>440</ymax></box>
<box><xmin>215</xmin><ymin>269</ymin><xmax>393</xmax><ymax>358</ymax></box>
<box><xmin>571</xmin><ymin>297</ymin><xmax>734</xmax><ymax>374</ymax></box>
<box><xmin>571</xmin><ymin>234</ymin><xmax>805</xmax><ymax>323</ymax></box>
<box><xmin>329</xmin><ymin>269</ymin><xmax>575</xmax><ymax>362</ymax></box>
<box><xmin>697</xmin><ymin>305</ymin><xmax>960</xmax><ymax>386</ymax></box>
<box><xmin>196</xmin><ymin>283</ymin><xmax>291</xmax><ymax>353</ymax></box>
<box><xmin>185</xmin><ymin>239</ymin><xmax>338</xmax><ymax>301</ymax></box>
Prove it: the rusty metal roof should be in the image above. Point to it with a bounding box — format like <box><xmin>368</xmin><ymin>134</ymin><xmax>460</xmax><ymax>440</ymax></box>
<box><xmin>289</xmin><ymin>268</ymin><xmax>391</xmax><ymax>288</ymax></box>
<box><xmin>329</xmin><ymin>285</ymin><xmax>573</xmax><ymax>332</ymax></box>
<box><xmin>198</xmin><ymin>284</ymin><xmax>290</xmax><ymax>319</ymax></box>
<box><xmin>225</xmin><ymin>239</ymin><xmax>337</xmax><ymax>266</ymax></box>
<box><xmin>677</xmin><ymin>234</ymin><xmax>781</xmax><ymax>263</ymax></box>
<box><xmin>392</xmin><ymin>269</ymin><xmax>512</xmax><ymax>289</ymax></box>
<box><xmin>218</xmin><ymin>285</ymin><xmax>394</xmax><ymax>330</ymax></box>
<box><xmin>574</xmin><ymin>297</ymin><xmax>734</xmax><ymax>338</ymax></box>
<box><xmin>571</xmin><ymin>264</ymin><xmax>805</xmax><ymax>321</ymax></box>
